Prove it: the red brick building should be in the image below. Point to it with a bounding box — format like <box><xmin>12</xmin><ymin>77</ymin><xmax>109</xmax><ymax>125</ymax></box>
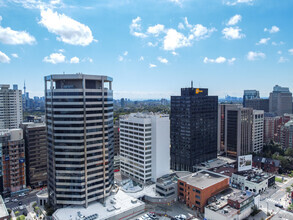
<box><xmin>178</xmin><ymin>170</ymin><xmax>229</xmax><ymax>213</ymax></box>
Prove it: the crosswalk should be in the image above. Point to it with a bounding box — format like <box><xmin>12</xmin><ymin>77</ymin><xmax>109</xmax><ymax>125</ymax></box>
<box><xmin>266</xmin><ymin>198</ymin><xmax>280</xmax><ymax>204</ymax></box>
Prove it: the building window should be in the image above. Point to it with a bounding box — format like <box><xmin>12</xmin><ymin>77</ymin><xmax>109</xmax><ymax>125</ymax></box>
<box><xmin>196</xmin><ymin>189</ymin><xmax>201</xmax><ymax>194</ymax></box>
<box><xmin>195</xmin><ymin>195</ymin><xmax>200</xmax><ymax>199</ymax></box>
<box><xmin>179</xmin><ymin>182</ymin><xmax>184</xmax><ymax>186</ymax></box>
<box><xmin>196</xmin><ymin>201</ymin><xmax>200</xmax><ymax>205</ymax></box>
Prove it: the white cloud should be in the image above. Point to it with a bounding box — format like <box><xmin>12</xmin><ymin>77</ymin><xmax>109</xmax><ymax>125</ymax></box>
<box><xmin>149</xmin><ymin>63</ymin><xmax>157</xmax><ymax>68</ymax></box>
<box><xmin>0</xmin><ymin>16</ymin><xmax>2</xmax><ymax>22</ymax></box>
<box><xmin>222</xmin><ymin>27</ymin><xmax>245</xmax><ymax>40</ymax></box>
<box><xmin>118</xmin><ymin>55</ymin><xmax>124</xmax><ymax>62</ymax></box>
<box><xmin>203</xmin><ymin>56</ymin><xmax>236</xmax><ymax>64</ymax></box>
<box><xmin>264</xmin><ymin>26</ymin><xmax>280</xmax><ymax>34</ymax></box>
<box><xmin>70</xmin><ymin>56</ymin><xmax>79</xmax><ymax>64</ymax></box>
<box><xmin>130</xmin><ymin>16</ymin><xmax>147</xmax><ymax>38</ymax></box>
<box><xmin>11</xmin><ymin>53</ymin><xmax>18</xmax><ymax>58</ymax></box>
<box><xmin>178</xmin><ymin>22</ymin><xmax>185</xmax><ymax>30</ymax></box>
<box><xmin>147</xmin><ymin>24</ymin><xmax>165</xmax><ymax>36</ymax></box>
<box><xmin>163</xmin><ymin>28</ymin><xmax>191</xmax><ymax>51</ymax></box>
<box><xmin>0</xmin><ymin>17</ymin><xmax>36</xmax><ymax>45</ymax></box>
<box><xmin>278</xmin><ymin>57</ymin><xmax>288</xmax><ymax>63</ymax></box>
<box><xmin>123</xmin><ymin>51</ymin><xmax>128</xmax><ymax>56</ymax></box>
<box><xmin>58</xmin><ymin>49</ymin><xmax>65</xmax><ymax>53</ymax></box>
<box><xmin>228</xmin><ymin>58</ymin><xmax>236</xmax><ymax>64</ymax></box>
<box><xmin>169</xmin><ymin>0</ymin><xmax>184</xmax><ymax>6</ymax></box>
<box><xmin>139</xmin><ymin>56</ymin><xmax>144</xmax><ymax>61</ymax></box>
<box><xmin>82</xmin><ymin>57</ymin><xmax>93</xmax><ymax>63</ymax></box>
<box><xmin>204</xmin><ymin>56</ymin><xmax>226</xmax><ymax>64</ymax></box>
<box><xmin>190</xmin><ymin>24</ymin><xmax>216</xmax><ymax>40</ymax></box>
<box><xmin>225</xmin><ymin>0</ymin><xmax>255</xmax><ymax>6</ymax></box>
<box><xmin>0</xmin><ymin>51</ymin><xmax>10</xmax><ymax>63</ymax></box>
<box><xmin>227</xmin><ymin>15</ymin><xmax>242</xmax><ymax>26</ymax></box>
<box><xmin>272</xmin><ymin>41</ymin><xmax>284</xmax><ymax>46</ymax></box>
<box><xmin>43</xmin><ymin>53</ymin><xmax>65</xmax><ymax>64</ymax></box>
<box><xmin>158</xmin><ymin>57</ymin><xmax>168</xmax><ymax>64</ymax></box>
<box><xmin>147</xmin><ymin>42</ymin><xmax>158</xmax><ymax>47</ymax></box>
<box><xmin>289</xmin><ymin>49</ymin><xmax>293</xmax><ymax>55</ymax></box>
<box><xmin>247</xmin><ymin>51</ymin><xmax>265</xmax><ymax>61</ymax></box>
<box><xmin>277</xmin><ymin>51</ymin><xmax>282</xmax><ymax>55</ymax></box>
<box><xmin>8</xmin><ymin>0</ymin><xmax>64</xmax><ymax>9</ymax></box>
<box><xmin>256</xmin><ymin>37</ymin><xmax>270</xmax><ymax>45</ymax></box>
<box><xmin>184</xmin><ymin>17</ymin><xmax>192</xmax><ymax>29</ymax></box>
<box><xmin>39</xmin><ymin>9</ymin><xmax>94</xmax><ymax>46</ymax></box>
<box><xmin>172</xmin><ymin>51</ymin><xmax>178</xmax><ymax>56</ymax></box>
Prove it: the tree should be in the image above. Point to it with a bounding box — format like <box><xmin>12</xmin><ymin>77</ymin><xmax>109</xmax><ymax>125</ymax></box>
<box><xmin>285</xmin><ymin>148</ymin><xmax>293</xmax><ymax>157</ymax></box>
<box><xmin>286</xmin><ymin>187</ymin><xmax>291</xmax><ymax>194</ymax></box>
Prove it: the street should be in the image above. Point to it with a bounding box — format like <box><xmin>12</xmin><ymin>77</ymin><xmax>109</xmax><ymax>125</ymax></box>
<box><xmin>5</xmin><ymin>190</ymin><xmax>39</xmax><ymax>214</ymax></box>
<box><xmin>260</xmin><ymin>176</ymin><xmax>293</xmax><ymax>214</ymax></box>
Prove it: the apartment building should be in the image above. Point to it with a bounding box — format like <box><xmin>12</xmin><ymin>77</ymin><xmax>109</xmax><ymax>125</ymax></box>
<box><xmin>0</xmin><ymin>84</ymin><xmax>23</xmax><ymax>129</ymax></box>
<box><xmin>252</xmin><ymin>110</ymin><xmax>264</xmax><ymax>153</ymax></box>
<box><xmin>0</xmin><ymin>129</ymin><xmax>26</xmax><ymax>197</ymax></box>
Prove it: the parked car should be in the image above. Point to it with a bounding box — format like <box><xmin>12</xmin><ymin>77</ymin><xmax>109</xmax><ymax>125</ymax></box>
<box><xmin>275</xmin><ymin>203</ymin><xmax>283</xmax><ymax>208</ymax></box>
<box><xmin>12</xmin><ymin>199</ymin><xmax>18</xmax><ymax>202</ymax></box>
<box><xmin>18</xmin><ymin>201</ymin><xmax>22</xmax><ymax>206</ymax></box>
<box><xmin>4</xmin><ymin>198</ymin><xmax>10</xmax><ymax>203</ymax></box>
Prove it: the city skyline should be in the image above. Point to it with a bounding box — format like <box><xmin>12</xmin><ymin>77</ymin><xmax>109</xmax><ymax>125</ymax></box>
<box><xmin>0</xmin><ymin>0</ymin><xmax>293</xmax><ymax>99</ymax></box>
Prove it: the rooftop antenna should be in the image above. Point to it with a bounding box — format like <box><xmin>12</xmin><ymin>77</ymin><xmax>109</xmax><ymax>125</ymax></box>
<box><xmin>191</xmin><ymin>80</ymin><xmax>193</xmax><ymax>88</ymax></box>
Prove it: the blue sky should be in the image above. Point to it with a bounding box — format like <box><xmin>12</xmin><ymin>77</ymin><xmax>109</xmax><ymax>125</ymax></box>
<box><xmin>0</xmin><ymin>0</ymin><xmax>292</xmax><ymax>99</ymax></box>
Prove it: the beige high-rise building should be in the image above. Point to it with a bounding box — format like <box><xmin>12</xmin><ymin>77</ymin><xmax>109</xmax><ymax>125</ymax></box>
<box><xmin>0</xmin><ymin>85</ymin><xmax>23</xmax><ymax>129</ymax></box>
<box><xmin>269</xmin><ymin>85</ymin><xmax>292</xmax><ymax>116</ymax></box>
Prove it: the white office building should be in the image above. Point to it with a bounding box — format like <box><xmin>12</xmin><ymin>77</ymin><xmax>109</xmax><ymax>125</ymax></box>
<box><xmin>252</xmin><ymin>110</ymin><xmax>264</xmax><ymax>153</ymax></box>
<box><xmin>0</xmin><ymin>85</ymin><xmax>23</xmax><ymax>129</ymax></box>
<box><xmin>119</xmin><ymin>113</ymin><xmax>170</xmax><ymax>184</ymax></box>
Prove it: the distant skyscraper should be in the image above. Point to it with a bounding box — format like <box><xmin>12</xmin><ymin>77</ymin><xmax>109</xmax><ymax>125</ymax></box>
<box><xmin>20</xmin><ymin>122</ymin><xmax>47</xmax><ymax>188</ymax></box>
<box><xmin>0</xmin><ymin>129</ymin><xmax>26</xmax><ymax>197</ymax></box>
<box><xmin>45</xmin><ymin>74</ymin><xmax>114</xmax><ymax>208</ymax></box>
<box><xmin>13</xmin><ymin>84</ymin><xmax>18</xmax><ymax>90</ymax></box>
<box><xmin>120</xmin><ymin>113</ymin><xmax>170</xmax><ymax>183</ymax></box>
<box><xmin>269</xmin><ymin>85</ymin><xmax>292</xmax><ymax>116</ymax></box>
<box><xmin>245</xmin><ymin>98</ymin><xmax>269</xmax><ymax>112</ymax></box>
<box><xmin>0</xmin><ymin>84</ymin><xmax>23</xmax><ymax>129</ymax></box>
<box><xmin>252</xmin><ymin>110</ymin><xmax>264</xmax><ymax>153</ymax></box>
<box><xmin>121</xmin><ymin>98</ymin><xmax>125</xmax><ymax>108</ymax></box>
<box><xmin>171</xmin><ymin>86</ymin><xmax>218</xmax><ymax>171</ymax></box>
<box><xmin>243</xmin><ymin>90</ymin><xmax>260</xmax><ymax>107</ymax></box>
<box><xmin>224</xmin><ymin>105</ymin><xmax>253</xmax><ymax>157</ymax></box>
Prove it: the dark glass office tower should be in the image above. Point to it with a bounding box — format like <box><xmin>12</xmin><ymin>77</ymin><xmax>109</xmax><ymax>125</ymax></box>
<box><xmin>170</xmin><ymin>87</ymin><xmax>218</xmax><ymax>172</ymax></box>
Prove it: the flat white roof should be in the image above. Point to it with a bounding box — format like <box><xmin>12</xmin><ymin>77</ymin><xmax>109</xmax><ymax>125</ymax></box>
<box><xmin>53</xmin><ymin>190</ymin><xmax>145</xmax><ymax>220</ymax></box>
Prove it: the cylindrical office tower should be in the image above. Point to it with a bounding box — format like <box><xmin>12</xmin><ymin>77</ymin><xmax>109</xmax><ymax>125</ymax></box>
<box><xmin>44</xmin><ymin>74</ymin><xmax>114</xmax><ymax>208</ymax></box>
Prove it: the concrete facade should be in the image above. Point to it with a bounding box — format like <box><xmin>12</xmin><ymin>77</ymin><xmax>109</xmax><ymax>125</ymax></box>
<box><xmin>45</xmin><ymin>74</ymin><xmax>114</xmax><ymax>208</ymax></box>
<box><xmin>252</xmin><ymin>110</ymin><xmax>264</xmax><ymax>153</ymax></box>
<box><xmin>120</xmin><ymin>113</ymin><xmax>170</xmax><ymax>183</ymax></box>
<box><xmin>0</xmin><ymin>84</ymin><xmax>23</xmax><ymax>129</ymax></box>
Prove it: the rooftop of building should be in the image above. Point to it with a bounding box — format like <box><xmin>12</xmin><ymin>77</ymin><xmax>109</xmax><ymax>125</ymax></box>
<box><xmin>194</xmin><ymin>156</ymin><xmax>236</xmax><ymax>171</ymax></box>
<box><xmin>233</xmin><ymin>168</ymin><xmax>273</xmax><ymax>183</ymax></box>
<box><xmin>45</xmin><ymin>73</ymin><xmax>112</xmax><ymax>82</ymax></box>
<box><xmin>156</xmin><ymin>171</ymin><xmax>191</xmax><ymax>186</ymax></box>
<box><xmin>21</xmin><ymin>122</ymin><xmax>46</xmax><ymax>128</ymax></box>
<box><xmin>206</xmin><ymin>188</ymin><xmax>253</xmax><ymax>218</ymax></box>
<box><xmin>212</xmin><ymin>165</ymin><xmax>237</xmax><ymax>177</ymax></box>
<box><xmin>53</xmin><ymin>189</ymin><xmax>144</xmax><ymax>220</ymax></box>
<box><xmin>0</xmin><ymin>196</ymin><xmax>9</xmax><ymax>218</ymax></box>
<box><xmin>120</xmin><ymin>112</ymin><xmax>169</xmax><ymax>120</ymax></box>
<box><xmin>179</xmin><ymin>170</ymin><xmax>229</xmax><ymax>189</ymax></box>
<box><xmin>253</xmin><ymin>156</ymin><xmax>280</xmax><ymax>168</ymax></box>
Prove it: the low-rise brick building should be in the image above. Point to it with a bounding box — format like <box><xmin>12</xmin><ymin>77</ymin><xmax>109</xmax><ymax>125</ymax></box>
<box><xmin>178</xmin><ymin>170</ymin><xmax>229</xmax><ymax>213</ymax></box>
